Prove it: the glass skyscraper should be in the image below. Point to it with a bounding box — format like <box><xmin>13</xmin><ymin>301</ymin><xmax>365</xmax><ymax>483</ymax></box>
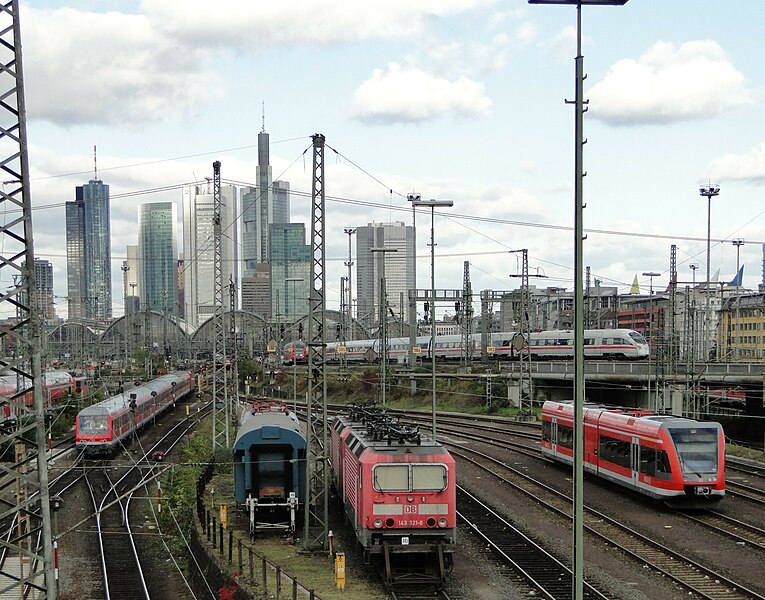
<box><xmin>66</xmin><ymin>179</ymin><xmax>112</xmax><ymax>319</ymax></box>
<box><xmin>138</xmin><ymin>202</ymin><xmax>178</xmax><ymax>315</ymax></box>
<box><xmin>270</xmin><ymin>223</ymin><xmax>310</xmax><ymax>321</ymax></box>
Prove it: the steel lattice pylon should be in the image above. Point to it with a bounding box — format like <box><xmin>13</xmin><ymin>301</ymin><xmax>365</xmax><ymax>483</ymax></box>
<box><xmin>0</xmin><ymin>2</ymin><xmax>56</xmax><ymax>596</ymax></box>
<box><xmin>461</xmin><ymin>261</ymin><xmax>473</xmax><ymax>364</ymax></box>
<box><xmin>303</xmin><ymin>134</ymin><xmax>328</xmax><ymax>550</ymax></box>
<box><xmin>211</xmin><ymin>161</ymin><xmax>229</xmax><ymax>449</ymax></box>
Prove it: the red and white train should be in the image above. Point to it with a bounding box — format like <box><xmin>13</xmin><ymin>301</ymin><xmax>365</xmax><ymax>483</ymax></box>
<box><xmin>75</xmin><ymin>371</ymin><xmax>195</xmax><ymax>455</ymax></box>
<box><xmin>281</xmin><ymin>341</ymin><xmax>308</xmax><ymax>365</ymax></box>
<box><xmin>330</xmin><ymin>405</ymin><xmax>456</xmax><ymax>583</ymax></box>
<box><xmin>0</xmin><ymin>371</ymin><xmax>89</xmax><ymax>427</ymax></box>
<box><xmin>541</xmin><ymin>400</ymin><xmax>725</xmax><ymax>505</ymax></box>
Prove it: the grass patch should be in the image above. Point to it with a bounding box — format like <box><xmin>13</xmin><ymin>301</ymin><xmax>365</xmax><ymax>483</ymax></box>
<box><xmin>726</xmin><ymin>442</ymin><xmax>764</xmax><ymax>462</ymax></box>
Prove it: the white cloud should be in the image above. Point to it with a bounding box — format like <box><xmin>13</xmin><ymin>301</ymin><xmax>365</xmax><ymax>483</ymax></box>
<box><xmin>22</xmin><ymin>6</ymin><xmax>221</xmax><ymax>127</ymax></box>
<box><xmin>588</xmin><ymin>40</ymin><xmax>751</xmax><ymax>126</ymax></box>
<box><xmin>709</xmin><ymin>143</ymin><xmax>765</xmax><ymax>184</ymax></box>
<box><xmin>351</xmin><ymin>63</ymin><xmax>491</xmax><ymax>124</ymax></box>
<box><xmin>141</xmin><ymin>0</ymin><xmax>496</xmax><ymax>46</ymax></box>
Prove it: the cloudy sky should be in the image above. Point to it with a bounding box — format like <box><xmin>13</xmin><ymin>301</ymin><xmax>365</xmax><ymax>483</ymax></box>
<box><xmin>20</xmin><ymin>0</ymin><xmax>765</xmax><ymax>319</ymax></box>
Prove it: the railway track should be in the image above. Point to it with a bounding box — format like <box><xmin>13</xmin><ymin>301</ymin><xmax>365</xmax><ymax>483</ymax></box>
<box><xmin>449</xmin><ymin>441</ymin><xmax>765</xmax><ymax>599</ymax></box>
<box><xmin>457</xmin><ymin>486</ymin><xmax>609</xmax><ymax>600</ymax></box>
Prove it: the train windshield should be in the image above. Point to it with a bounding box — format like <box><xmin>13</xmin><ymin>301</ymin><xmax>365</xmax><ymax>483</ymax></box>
<box><xmin>412</xmin><ymin>465</ymin><xmax>447</xmax><ymax>492</ymax></box>
<box><xmin>372</xmin><ymin>464</ymin><xmax>448</xmax><ymax>492</ymax></box>
<box><xmin>78</xmin><ymin>415</ymin><xmax>108</xmax><ymax>435</ymax></box>
<box><xmin>373</xmin><ymin>465</ymin><xmax>409</xmax><ymax>492</ymax></box>
<box><xmin>629</xmin><ymin>331</ymin><xmax>647</xmax><ymax>345</ymax></box>
<box><xmin>668</xmin><ymin>427</ymin><xmax>718</xmax><ymax>475</ymax></box>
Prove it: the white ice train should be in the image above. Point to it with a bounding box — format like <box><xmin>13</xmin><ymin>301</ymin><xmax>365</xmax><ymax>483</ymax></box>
<box><xmin>322</xmin><ymin>329</ymin><xmax>649</xmax><ymax>364</ymax></box>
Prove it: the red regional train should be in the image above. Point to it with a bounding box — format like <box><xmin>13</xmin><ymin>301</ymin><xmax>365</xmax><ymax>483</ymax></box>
<box><xmin>281</xmin><ymin>341</ymin><xmax>308</xmax><ymax>365</ymax></box>
<box><xmin>330</xmin><ymin>405</ymin><xmax>456</xmax><ymax>584</ymax></box>
<box><xmin>75</xmin><ymin>371</ymin><xmax>195</xmax><ymax>455</ymax></box>
<box><xmin>541</xmin><ymin>400</ymin><xmax>725</xmax><ymax>505</ymax></box>
<box><xmin>0</xmin><ymin>371</ymin><xmax>89</xmax><ymax>427</ymax></box>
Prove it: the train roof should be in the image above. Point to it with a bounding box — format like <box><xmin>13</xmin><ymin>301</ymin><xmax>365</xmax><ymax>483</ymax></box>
<box><xmin>332</xmin><ymin>413</ymin><xmax>444</xmax><ymax>455</ymax></box>
<box><xmin>234</xmin><ymin>402</ymin><xmax>305</xmax><ymax>451</ymax></box>
<box><xmin>543</xmin><ymin>400</ymin><xmax>722</xmax><ymax>434</ymax></box>
<box><xmin>77</xmin><ymin>371</ymin><xmax>191</xmax><ymax>417</ymax></box>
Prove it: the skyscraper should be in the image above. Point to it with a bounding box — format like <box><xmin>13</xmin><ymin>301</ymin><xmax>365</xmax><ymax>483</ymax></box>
<box><xmin>241</xmin><ymin>127</ymin><xmax>290</xmax><ymax>277</ymax></box>
<box><xmin>138</xmin><ymin>202</ymin><xmax>178</xmax><ymax>316</ymax></box>
<box><xmin>182</xmin><ymin>183</ymin><xmax>238</xmax><ymax>327</ymax></box>
<box><xmin>270</xmin><ymin>223</ymin><xmax>310</xmax><ymax>321</ymax></box>
<box><xmin>356</xmin><ymin>222</ymin><xmax>415</xmax><ymax>328</ymax></box>
<box><xmin>22</xmin><ymin>259</ymin><xmax>55</xmax><ymax>322</ymax></box>
<box><xmin>66</xmin><ymin>179</ymin><xmax>112</xmax><ymax>319</ymax></box>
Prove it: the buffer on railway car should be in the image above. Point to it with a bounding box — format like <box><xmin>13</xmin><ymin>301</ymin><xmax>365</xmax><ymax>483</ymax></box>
<box><xmin>233</xmin><ymin>400</ymin><xmax>306</xmax><ymax>536</ymax></box>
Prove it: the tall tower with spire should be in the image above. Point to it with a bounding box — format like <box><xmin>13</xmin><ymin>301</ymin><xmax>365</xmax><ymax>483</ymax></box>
<box><xmin>65</xmin><ymin>145</ymin><xmax>112</xmax><ymax>319</ymax></box>
<box><xmin>240</xmin><ymin>107</ymin><xmax>292</xmax><ymax>318</ymax></box>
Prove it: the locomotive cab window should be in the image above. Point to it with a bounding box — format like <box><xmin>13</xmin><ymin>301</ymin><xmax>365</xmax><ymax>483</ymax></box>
<box><xmin>78</xmin><ymin>415</ymin><xmax>108</xmax><ymax>434</ymax></box>
<box><xmin>412</xmin><ymin>464</ymin><xmax>447</xmax><ymax>492</ymax></box>
<box><xmin>373</xmin><ymin>463</ymin><xmax>448</xmax><ymax>492</ymax></box>
<box><xmin>373</xmin><ymin>464</ymin><xmax>409</xmax><ymax>492</ymax></box>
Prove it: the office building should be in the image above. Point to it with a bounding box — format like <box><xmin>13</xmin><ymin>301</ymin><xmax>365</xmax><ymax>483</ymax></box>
<box><xmin>356</xmin><ymin>222</ymin><xmax>415</xmax><ymax>328</ymax></box>
<box><xmin>241</xmin><ymin>262</ymin><xmax>272</xmax><ymax>318</ymax></box>
<box><xmin>182</xmin><ymin>183</ymin><xmax>238</xmax><ymax>327</ymax></box>
<box><xmin>270</xmin><ymin>223</ymin><xmax>310</xmax><ymax>322</ymax></box>
<box><xmin>66</xmin><ymin>179</ymin><xmax>112</xmax><ymax>319</ymax></box>
<box><xmin>123</xmin><ymin>245</ymin><xmax>140</xmax><ymax>314</ymax></box>
<box><xmin>138</xmin><ymin>202</ymin><xmax>178</xmax><ymax>315</ymax></box>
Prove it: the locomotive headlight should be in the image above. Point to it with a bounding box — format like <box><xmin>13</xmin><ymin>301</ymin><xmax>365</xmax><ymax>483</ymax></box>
<box><xmin>407</xmin><ymin>496</ymin><xmax>414</xmax><ymax>502</ymax></box>
<box><xmin>373</xmin><ymin>518</ymin><xmax>383</xmax><ymax>529</ymax></box>
<box><xmin>438</xmin><ymin>518</ymin><xmax>447</xmax><ymax>528</ymax></box>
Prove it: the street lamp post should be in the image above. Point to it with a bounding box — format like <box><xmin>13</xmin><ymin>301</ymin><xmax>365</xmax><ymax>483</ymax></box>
<box><xmin>371</xmin><ymin>247</ymin><xmax>397</xmax><ymax>406</ymax></box>
<box><xmin>732</xmin><ymin>239</ymin><xmax>744</xmax><ymax>360</ymax></box>
<box><xmin>411</xmin><ymin>198</ymin><xmax>453</xmax><ymax>439</ymax></box>
<box><xmin>285</xmin><ymin>277</ymin><xmax>303</xmax><ymax>412</ymax></box>
<box><xmin>699</xmin><ymin>184</ymin><xmax>720</xmax><ymax>361</ymax></box>
<box><xmin>528</xmin><ymin>2</ymin><xmax>629</xmax><ymax>598</ymax></box>
<box><xmin>642</xmin><ymin>271</ymin><xmax>660</xmax><ymax>410</ymax></box>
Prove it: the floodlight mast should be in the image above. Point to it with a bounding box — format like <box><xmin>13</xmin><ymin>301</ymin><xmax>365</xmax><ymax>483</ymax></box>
<box><xmin>528</xmin><ymin>1</ymin><xmax>629</xmax><ymax>598</ymax></box>
<box><xmin>411</xmin><ymin>198</ymin><xmax>453</xmax><ymax>439</ymax></box>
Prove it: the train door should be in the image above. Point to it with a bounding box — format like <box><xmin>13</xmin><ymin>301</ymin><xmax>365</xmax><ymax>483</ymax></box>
<box><xmin>630</xmin><ymin>436</ymin><xmax>640</xmax><ymax>488</ymax></box>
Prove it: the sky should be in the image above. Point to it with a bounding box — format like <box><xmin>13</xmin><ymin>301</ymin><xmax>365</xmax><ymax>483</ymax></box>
<box><xmin>19</xmin><ymin>0</ymin><xmax>765</xmax><ymax>320</ymax></box>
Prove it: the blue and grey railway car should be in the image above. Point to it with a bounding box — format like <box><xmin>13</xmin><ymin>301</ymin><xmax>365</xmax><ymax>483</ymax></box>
<box><xmin>233</xmin><ymin>400</ymin><xmax>306</xmax><ymax>534</ymax></box>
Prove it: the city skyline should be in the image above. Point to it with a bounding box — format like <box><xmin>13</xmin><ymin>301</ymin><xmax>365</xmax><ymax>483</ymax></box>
<box><xmin>21</xmin><ymin>1</ymin><xmax>765</xmax><ymax>320</ymax></box>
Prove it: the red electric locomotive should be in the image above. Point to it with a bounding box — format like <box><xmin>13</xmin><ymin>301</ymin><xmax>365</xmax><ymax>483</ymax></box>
<box><xmin>541</xmin><ymin>400</ymin><xmax>725</xmax><ymax>505</ymax></box>
<box><xmin>330</xmin><ymin>405</ymin><xmax>456</xmax><ymax>583</ymax></box>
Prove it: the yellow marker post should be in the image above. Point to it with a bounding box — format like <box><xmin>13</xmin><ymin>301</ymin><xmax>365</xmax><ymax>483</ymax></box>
<box><xmin>186</xmin><ymin>405</ymin><xmax>189</xmax><ymax>416</ymax></box>
<box><xmin>220</xmin><ymin>504</ymin><xmax>227</xmax><ymax>529</ymax></box>
<box><xmin>335</xmin><ymin>552</ymin><xmax>346</xmax><ymax>590</ymax></box>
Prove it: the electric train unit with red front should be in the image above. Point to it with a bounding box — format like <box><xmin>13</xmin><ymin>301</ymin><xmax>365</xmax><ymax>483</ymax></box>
<box><xmin>330</xmin><ymin>405</ymin><xmax>456</xmax><ymax>583</ymax></box>
<box><xmin>541</xmin><ymin>400</ymin><xmax>725</xmax><ymax>505</ymax></box>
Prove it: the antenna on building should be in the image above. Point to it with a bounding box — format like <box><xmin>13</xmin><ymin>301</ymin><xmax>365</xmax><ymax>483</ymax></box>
<box><xmin>93</xmin><ymin>145</ymin><xmax>98</xmax><ymax>180</ymax></box>
<box><xmin>261</xmin><ymin>101</ymin><xmax>265</xmax><ymax>133</ymax></box>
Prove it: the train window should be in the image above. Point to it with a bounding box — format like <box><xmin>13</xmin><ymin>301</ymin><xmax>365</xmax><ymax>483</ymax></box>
<box><xmin>78</xmin><ymin>415</ymin><xmax>108</xmax><ymax>434</ymax></box>
<box><xmin>373</xmin><ymin>464</ymin><xmax>409</xmax><ymax>492</ymax></box>
<box><xmin>598</xmin><ymin>434</ymin><xmax>630</xmax><ymax>469</ymax></box>
<box><xmin>584</xmin><ymin>338</ymin><xmax>594</xmax><ymax>346</ymax></box>
<box><xmin>638</xmin><ymin>446</ymin><xmax>671</xmax><ymax>478</ymax></box>
<box><xmin>412</xmin><ymin>465</ymin><xmax>447</xmax><ymax>492</ymax></box>
<box><xmin>557</xmin><ymin>423</ymin><xmax>573</xmax><ymax>449</ymax></box>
